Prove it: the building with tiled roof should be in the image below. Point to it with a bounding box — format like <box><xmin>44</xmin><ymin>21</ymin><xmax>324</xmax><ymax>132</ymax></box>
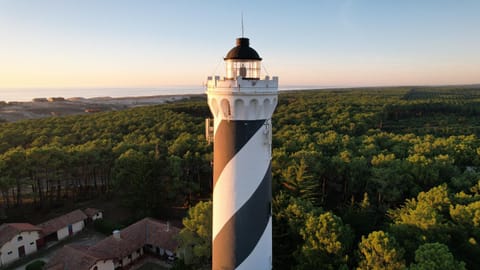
<box><xmin>46</xmin><ymin>218</ymin><xmax>180</xmax><ymax>270</ymax></box>
<box><xmin>0</xmin><ymin>223</ymin><xmax>42</xmax><ymax>267</ymax></box>
<box><xmin>46</xmin><ymin>245</ymin><xmax>99</xmax><ymax>270</ymax></box>
<box><xmin>145</xmin><ymin>218</ymin><xmax>180</xmax><ymax>252</ymax></box>
<box><xmin>38</xmin><ymin>209</ymin><xmax>87</xmax><ymax>241</ymax></box>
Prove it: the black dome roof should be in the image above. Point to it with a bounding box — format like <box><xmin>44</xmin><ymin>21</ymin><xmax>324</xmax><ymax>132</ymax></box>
<box><xmin>224</xmin><ymin>38</ymin><xmax>262</xmax><ymax>60</ymax></box>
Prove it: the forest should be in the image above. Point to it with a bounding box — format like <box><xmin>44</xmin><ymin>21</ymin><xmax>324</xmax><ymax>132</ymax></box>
<box><xmin>2</xmin><ymin>86</ymin><xmax>480</xmax><ymax>269</ymax></box>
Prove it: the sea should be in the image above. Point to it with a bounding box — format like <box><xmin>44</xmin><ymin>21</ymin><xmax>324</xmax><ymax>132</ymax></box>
<box><xmin>0</xmin><ymin>85</ymin><xmax>332</xmax><ymax>102</ymax></box>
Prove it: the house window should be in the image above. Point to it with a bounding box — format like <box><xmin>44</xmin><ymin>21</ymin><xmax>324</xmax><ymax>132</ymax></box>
<box><xmin>128</xmin><ymin>255</ymin><xmax>132</xmax><ymax>259</ymax></box>
<box><xmin>17</xmin><ymin>236</ymin><xmax>23</xmax><ymax>241</ymax></box>
<box><xmin>30</xmin><ymin>242</ymin><xmax>34</xmax><ymax>245</ymax></box>
<box><xmin>93</xmin><ymin>266</ymin><xmax>98</xmax><ymax>270</ymax></box>
<box><xmin>8</xmin><ymin>251</ymin><xmax>12</xmax><ymax>255</ymax></box>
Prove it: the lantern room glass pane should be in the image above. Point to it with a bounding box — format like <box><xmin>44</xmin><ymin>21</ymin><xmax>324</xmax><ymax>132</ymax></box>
<box><xmin>226</xmin><ymin>60</ymin><xmax>261</xmax><ymax>80</ymax></box>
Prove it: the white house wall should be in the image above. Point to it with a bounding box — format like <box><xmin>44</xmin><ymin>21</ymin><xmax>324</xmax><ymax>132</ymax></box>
<box><xmin>92</xmin><ymin>212</ymin><xmax>103</xmax><ymax>221</ymax></box>
<box><xmin>0</xmin><ymin>231</ymin><xmax>40</xmax><ymax>266</ymax></box>
<box><xmin>56</xmin><ymin>227</ymin><xmax>69</xmax><ymax>240</ymax></box>
<box><xmin>72</xmin><ymin>220</ymin><xmax>85</xmax><ymax>233</ymax></box>
<box><xmin>120</xmin><ymin>248</ymin><xmax>143</xmax><ymax>267</ymax></box>
<box><xmin>56</xmin><ymin>220</ymin><xmax>85</xmax><ymax>240</ymax></box>
<box><xmin>90</xmin><ymin>259</ymin><xmax>114</xmax><ymax>270</ymax></box>
<box><xmin>121</xmin><ymin>256</ymin><xmax>130</xmax><ymax>266</ymax></box>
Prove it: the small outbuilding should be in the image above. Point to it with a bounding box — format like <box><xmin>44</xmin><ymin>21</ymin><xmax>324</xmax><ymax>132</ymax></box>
<box><xmin>84</xmin><ymin>208</ymin><xmax>103</xmax><ymax>222</ymax></box>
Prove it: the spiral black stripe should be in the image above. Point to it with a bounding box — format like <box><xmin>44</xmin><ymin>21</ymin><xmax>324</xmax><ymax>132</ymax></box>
<box><xmin>213</xmin><ymin>119</ymin><xmax>266</xmax><ymax>187</ymax></box>
<box><xmin>213</xmin><ymin>164</ymin><xmax>272</xmax><ymax>269</ymax></box>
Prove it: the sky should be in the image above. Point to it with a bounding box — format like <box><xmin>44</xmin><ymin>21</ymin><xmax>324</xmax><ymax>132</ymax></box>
<box><xmin>0</xmin><ymin>0</ymin><xmax>479</xmax><ymax>89</ymax></box>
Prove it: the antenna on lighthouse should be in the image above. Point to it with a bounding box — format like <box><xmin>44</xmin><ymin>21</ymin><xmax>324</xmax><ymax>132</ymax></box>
<box><xmin>241</xmin><ymin>12</ymin><xmax>244</xmax><ymax>37</ymax></box>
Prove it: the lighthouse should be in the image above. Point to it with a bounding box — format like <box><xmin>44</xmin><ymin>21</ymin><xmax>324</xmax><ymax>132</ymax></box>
<box><xmin>206</xmin><ymin>37</ymin><xmax>278</xmax><ymax>270</ymax></box>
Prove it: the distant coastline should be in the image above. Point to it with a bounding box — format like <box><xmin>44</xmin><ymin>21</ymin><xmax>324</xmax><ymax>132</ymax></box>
<box><xmin>0</xmin><ymin>94</ymin><xmax>202</xmax><ymax>122</ymax></box>
<box><xmin>0</xmin><ymin>86</ymin><xmax>206</xmax><ymax>103</ymax></box>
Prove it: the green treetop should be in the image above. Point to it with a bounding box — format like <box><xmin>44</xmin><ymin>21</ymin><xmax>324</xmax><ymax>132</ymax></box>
<box><xmin>357</xmin><ymin>231</ymin><xmax>406</xmax><ymax>270</ymax></box>
<box><xmin>409</xmin><ymin>243</ymin><xmax>466</xmax><ymax>270</ymax></box>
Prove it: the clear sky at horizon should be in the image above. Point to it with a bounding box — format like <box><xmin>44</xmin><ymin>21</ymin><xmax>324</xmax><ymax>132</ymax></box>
<box><xmin>1</xmin><ymin>0</ymin><xmax>479</xmax><ymax>89</ymax></box>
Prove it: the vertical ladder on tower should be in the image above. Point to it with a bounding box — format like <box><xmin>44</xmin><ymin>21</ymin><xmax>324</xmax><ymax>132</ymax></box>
<box><xmin>205</xmin><ymin>118</ymin><xmax>214</xmax><ymax>144</ymax></box>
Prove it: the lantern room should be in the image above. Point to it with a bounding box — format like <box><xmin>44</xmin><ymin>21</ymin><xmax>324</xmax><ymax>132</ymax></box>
<box><xmin>224</xmin><ymin>37</ymin><xmax>262</xmax><ymax>80</ymax></box>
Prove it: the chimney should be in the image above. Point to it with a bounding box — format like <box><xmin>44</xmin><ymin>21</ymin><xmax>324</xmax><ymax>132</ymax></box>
<box><xmin>113</xmin><ymin>230</ymin><xmax>121</xmax><ymax>240</ymax></box>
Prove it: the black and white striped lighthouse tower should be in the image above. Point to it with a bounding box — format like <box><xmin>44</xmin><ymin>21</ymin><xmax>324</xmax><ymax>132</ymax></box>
<box><xmin>206</xmin><ymin>37</ymin><xmax>278</xmax><ymax>270</ymax></box>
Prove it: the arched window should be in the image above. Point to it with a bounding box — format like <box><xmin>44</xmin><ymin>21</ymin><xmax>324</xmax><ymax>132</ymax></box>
<box><xmin>17</xmin><ymin>236</ymin><xmax>23</xmax><ymax>241</ymax></box>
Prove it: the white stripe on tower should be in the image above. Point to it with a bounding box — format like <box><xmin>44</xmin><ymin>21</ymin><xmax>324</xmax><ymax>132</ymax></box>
<box><xmin>212</xmin><ymin>118</ymin><xmax>272</xmax><ymax>270</ymax></box>
<box><xmin>212</xmin><ymin>123</ymin><xmax>270</xmax><ymax>238</ymax></box>
<box><xmin>236</xmin><ymin>217</ymin><xmax>272</xmax><ymax>269</ymax></box>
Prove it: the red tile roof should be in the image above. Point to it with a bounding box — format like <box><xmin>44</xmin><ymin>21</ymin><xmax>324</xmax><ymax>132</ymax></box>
<box><xmin>38</xmin><ymin>209</ymin><xmax>87</xmax><ymax>236</ymax></box>
<box><xmin>145</xmin><ymin>218</ymin><xmax>180</xmax><ymax>251</ymax></box>
<box><xmin>89</xmin><ymin>218</ymin><xmax>180</xmax><ymax>258</ymax></box>
<box><xmin>46</xmin><ymin>245</ymin><xmax>100</xmax><ymax>270</ymax></box>
<box><xmin>0</xmin><ymin>223</ymin><xmax>42</xmax><ymax>247</ymax></box>
<box><xmin>45</xmin><ymin>218</ymin><xmax>180</xmax><ymax>270</ymax></box>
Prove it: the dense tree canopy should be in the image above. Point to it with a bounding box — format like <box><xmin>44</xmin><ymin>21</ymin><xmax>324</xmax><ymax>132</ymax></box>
<box><xmin>2</xmin><ymin>87</ymin><xmax>480</xmax><ymax>268</ymax></box>
<box><xmin>0</xmin><ymin>100</ymin><xmax>212</xmax><ymax>215</ymax></box>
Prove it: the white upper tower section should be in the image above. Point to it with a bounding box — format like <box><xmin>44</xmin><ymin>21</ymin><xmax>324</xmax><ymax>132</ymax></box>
<box><xmin>207</xmin><ymin>37</ymin><xmax>278</xmax><ymax>122</ymax></box>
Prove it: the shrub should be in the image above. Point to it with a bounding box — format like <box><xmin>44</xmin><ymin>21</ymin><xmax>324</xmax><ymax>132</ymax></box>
<box><xmin>26</xmin><ymin>260</ymin><xmax>45</xmax><ymax>270</ymax></box>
